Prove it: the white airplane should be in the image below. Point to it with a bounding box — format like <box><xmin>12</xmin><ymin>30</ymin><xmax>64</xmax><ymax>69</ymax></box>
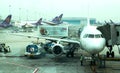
<box><xmin>12</xmin><ymin>19</ymin><xmax>106</xmax><ymax>65</ymax></box>
<box><xmin>20</xmin><ymin>18</ymin><xmax>42</xmax><ymax>28</ymax></box>
<box><xmin>40</xmin><ymin>19</ymin><xmax>106</xmax><ymax>56</ymax></box>
<box><xmin>17</xmin><ymin>19</ymin><xmax>105</xmax><ymax>58</ymax></box>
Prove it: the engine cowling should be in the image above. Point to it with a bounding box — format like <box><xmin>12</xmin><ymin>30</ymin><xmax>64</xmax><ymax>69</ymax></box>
<box><xmin>50</xmin><ymin>44</ymin><xmax>64</xmax><ymax>56</ymax></box>
<box><xmin>26</xmin><ymin>44</ymin><xmax>39</xmax><ymax>53</ymax></box>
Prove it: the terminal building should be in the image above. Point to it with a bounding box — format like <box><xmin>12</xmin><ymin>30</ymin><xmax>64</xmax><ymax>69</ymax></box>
<box><xmin>63</xmin><ymin>17</ymin><xmax>96</xmax><ymax>25</ymax></box>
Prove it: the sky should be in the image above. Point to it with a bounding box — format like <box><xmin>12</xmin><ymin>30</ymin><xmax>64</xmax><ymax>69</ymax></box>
<box><xmin>0</xmin><ymin>0</ymin><xmax>120</xmax><ymax>22</ymax></box>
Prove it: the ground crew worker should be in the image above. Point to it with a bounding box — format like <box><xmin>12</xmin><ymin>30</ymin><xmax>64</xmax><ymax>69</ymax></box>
<box><xmin>80</xmin><ymin>54</ymin><xmax>84</xmax><ymax>66</ymax></box>
<box><xmin>4</xmin><ymin>45</ymin><xmax>9</xmax><ymax>54</ymax></box>
<box><xmin>0</xmin><ymin>43</ymin><xmax>3</xmax><ymax>52</ymax></box>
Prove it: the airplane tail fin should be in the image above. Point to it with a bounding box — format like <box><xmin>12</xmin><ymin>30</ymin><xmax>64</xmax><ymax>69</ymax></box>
<box><xmin>2</xmin><ymin>15</ymin><xmax>12</xmax><ymax>24</ymax></box>
<box><xmin>58</xmin><ymin>14</ymin><xmax>63</xmax><ymax>21</ymax></box>
<box><xmin>52</xmin><ymin>14</ymin><xmax>63</xmax><ymax>24</ymax></box>
<box><xmin>87</xmin><ymin>18</ymin><xmax>90</xmax><ymax>26</ymax></box>
<box><xmin>36</xmin><ymin>18</ymin><xmax>42</xmax><ymax>26</ymax></box>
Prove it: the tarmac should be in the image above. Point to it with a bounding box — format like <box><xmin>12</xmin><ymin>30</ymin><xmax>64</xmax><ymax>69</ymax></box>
<box><xmin>1</xmin><ymin>55</ymin><xmax>120</xmax><ymax>73</ymax></box>
<box><xmin>0</xmin><ymin>30</ymin><xmax>120</xmax><ymax>73</ymax></box>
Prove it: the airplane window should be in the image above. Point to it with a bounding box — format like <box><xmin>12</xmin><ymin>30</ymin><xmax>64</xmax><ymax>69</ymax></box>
<box><xmin>100</xmin><ymin>34</ymin><xmax>104</xmax><ymax>38</ymax></box>
<box><xmin>88</xmin><ymin>34</ymin><xmax>94</xmax><ymax>38</ymax></box>
<box><xmin>94</xmin><ymin>34</ymin><xmax>104</xmax><ymax>38</ymax></box>
<box><xmin>83</xmin><ymin>34</ymin><xmax>104</xmax><ymax>38</ymax></box>
<box><xmin>95</xmin><ymin>34</ymin><xmax>100</xmax><ymax>38</ymax></box>
<box><xmin>83</xmin><ymin>34</ymin><xmax>88</xmax><ymax>38</ymax></box>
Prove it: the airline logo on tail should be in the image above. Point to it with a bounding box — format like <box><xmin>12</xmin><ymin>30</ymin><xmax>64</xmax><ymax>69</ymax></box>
<box><xmin>43</xmin><ymin>14</ymin><xmax>63</xmax><ymax>25</ymax></box>
<box><xmin>2</xmin><ymin>15</ymin><xmax>12</xmax><ymax>24</ymax></box>
<box><xmin>52</xmin><ymin>14</ymin><xmax>63</xmax><ymax>24</ymax></box>
<box><xmin>0</xmin><ymin>15</ymin><xmax>12</xmax><ymax>28</ymax></box>
<box><xmin>36</xmin><ymin>18</ymin><xmax>42</xmax><ymax>26</ymax></box>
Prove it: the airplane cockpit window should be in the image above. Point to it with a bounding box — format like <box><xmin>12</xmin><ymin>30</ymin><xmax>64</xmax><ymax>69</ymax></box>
<box><xmin>88</xmin><ymin>34</ymin><xmax>94</xmax><ymax>38</ymax></box>
<box><xmin>83</xmin><ymin>34</ymin><xmax>94</xmax><ymax>38</ymax></box>
<box><xmin>100</xmin><ymin>34</ymin><xmax>104</xmax><ymax>38</ymax></box>
<box><xmin>83</xmin><ymin>34</ymin><xmax>88</xmax><ymax>38</ymax></box>
<box><xmin>95</xmin><ymin>34</ymin><xmax>104</xmax><ymax>38</ymax></box>
<box><xmin>95</xmin><ymin>34</ymin><xmax>101</xmax><ymax>38</ymax></box>
<box><xmin>83</xmin><ymin>34</ymin><xmax>104</xmax><ymax>38</ymax></box>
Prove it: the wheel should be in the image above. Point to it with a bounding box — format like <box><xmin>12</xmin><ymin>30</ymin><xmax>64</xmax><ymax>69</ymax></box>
<box><xmin>71</xmin><ymin>52</ymin><xmax>74</xmax><ymax>57</ymax></box>
<box><xmin>106</xmin><ymin>51</ymin><xmax>109</xmax><ymax>58</ymax></box>
<box><xmin>111</xmin><ymin>51</ymin><xmax>114</xmax><ymax>58</ymax></box>
<box><xmin>66</xmin><ymin>52</ymin><xmax>70</xmax><ymax>57</ymax></box>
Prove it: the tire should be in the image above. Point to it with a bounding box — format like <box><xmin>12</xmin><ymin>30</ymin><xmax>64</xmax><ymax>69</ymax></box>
<box><xmin>106</xmin><ymin>51</ymin><xmax>109</xmax><ymax>58</ymax></box>
<box><xmin>66</xmin><ymin>52</ymin><xmax>70</xmax><ymax>58</ymax></box>
<box><xmin>71</xmin><ymin>52</ymin><xmax>74</xmax><ymax>57</ymax></box>
<box><xmin>111</xmin><ymin>51</ymin><xmax>114</xmax><ymax>58</ymax></box>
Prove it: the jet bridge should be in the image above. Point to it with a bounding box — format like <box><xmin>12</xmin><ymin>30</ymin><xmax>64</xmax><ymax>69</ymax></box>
<box><xmin>97</xmin><ymin>24</ymin><xmax>120</xmax><ymax>57</ymax></box>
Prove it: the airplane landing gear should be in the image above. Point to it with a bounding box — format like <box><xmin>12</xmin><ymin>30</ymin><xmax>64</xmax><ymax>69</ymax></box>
<box><xmin>91</xmin><ymin>54</ymin><xmax>106</xmax><ymax>68</ymax></box>
<box><xmin>66</xmin><ymin>51</ymin><xmax>74</xmax><ymax>57</ymax></box>
<box><xmin>106</xmin><ymin>46</ymin><xmax>114</xmax><ymax>58</ymax></box>
<box><xmin>98</xmin><ymin>55</ymin><xmax>106</xmax><ymax>68</ymax></box>
<box><xmin>90</xmin><ymin>54</ymin><xmax>96</xmax><ymax>66</ymax></box>
<box><xmin>66</xmin><ymin>43</ymin><xmax>77</xmax><ymax>58</ymax></box>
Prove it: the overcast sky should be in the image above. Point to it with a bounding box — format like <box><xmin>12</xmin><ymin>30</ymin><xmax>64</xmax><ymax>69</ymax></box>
<box><xmin>0</xmin><ymin>0</ymin><xmax>120</xmax><ymax>22</ymax></box>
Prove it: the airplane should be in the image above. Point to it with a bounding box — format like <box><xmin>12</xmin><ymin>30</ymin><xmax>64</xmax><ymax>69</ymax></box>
<box><xmin>21</xmin><ymin>18</ymin><xmax>42</xmax><ymax>28</ymax></box>
<box><xmin>41</xmin><ymin>21</ymin><xmax>106</xmax><ymax>57</ymax></box>
<box><xmin>0</xmin><ymin>15</ymin><xmax>12</xmax><ymax>28</ymax></box>
<box><xmin>14</xmin><ymin>19</ymin><xmax>106</xmax><ymax>65</ymax></box>
<box><xmin>19</xmin><ymin>18</ymin><xmax>43</xmax><ymax>32</ymax></box>
<box><xmin>43</xmin><ymin>14</ymin><xmax>63</xmax><ymax>25</ymax></box>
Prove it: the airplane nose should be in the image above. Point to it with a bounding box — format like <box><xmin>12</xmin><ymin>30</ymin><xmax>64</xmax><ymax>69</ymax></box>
<box><xmin>83</xmin><ymin>38</ymin><xmax>106</xmax><ymax>54</ymax></box>
<box><xmin>89</xmin><ymin>39</ymin><xmax>106</xmax><ymax>54</ymax></box>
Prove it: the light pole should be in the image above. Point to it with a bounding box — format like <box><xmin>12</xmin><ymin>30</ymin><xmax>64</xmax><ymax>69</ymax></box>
<box><xmin>26</xmin><ymin>10</ymin><xmax>28</xmax><ymax>21</ymax></box>
<box><xmin>19</xmin><ymin>8</ymin><xmax>21</xmax><ymax>21</ymax></box>
<box><xmin>9</xmin><ymin>5</ymin><xmax>11</xmax><ymax>14</ymax></box>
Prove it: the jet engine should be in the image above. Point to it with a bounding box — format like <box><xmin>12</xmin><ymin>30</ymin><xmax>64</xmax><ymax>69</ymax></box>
<box><xmin>50</xmin><ymin>44</ymin><xmax>64</xmax><ymax>56</ymax></box>
<box><xmin>26</xmin><ymin>44</ymin><xmax>38</xmax><ymax>53</ymax></box>
<box><xmin>25</xmin><ymin>44</ymin><xmax>41</xmax><ymax>58</ymax></box>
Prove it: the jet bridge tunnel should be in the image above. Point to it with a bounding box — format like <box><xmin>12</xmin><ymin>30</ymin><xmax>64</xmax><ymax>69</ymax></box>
<box><xmin>97</xmin><ymin>24</ymin><xmax>120</xmax><ymax>57</ymax></box>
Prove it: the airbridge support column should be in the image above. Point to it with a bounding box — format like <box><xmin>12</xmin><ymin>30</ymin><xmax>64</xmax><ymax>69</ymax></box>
<box><xmin>117</xmin><ymin>45</ymin><xmax>120</xmax><ymax>54</ymax></box>
<box><xmin>98</xmin><ymin>55</ymin><xmax>106</xmax><ymax>68</ymax></box>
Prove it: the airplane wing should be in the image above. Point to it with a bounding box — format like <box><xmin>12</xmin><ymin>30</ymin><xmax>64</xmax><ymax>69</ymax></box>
<box><xmin>11</xmin><ymin>33</ymin><xmax>80</xmax><ymax>45</ymax></box>
<box><xmin>42</xmin><ymin>37</ymin><xmax>80</xmax><ymax>44</ymax></box>
<box><xmin>11</xmin><ymin>32</ymin><xmax>80</xmax><ymax>57</ymax></box>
